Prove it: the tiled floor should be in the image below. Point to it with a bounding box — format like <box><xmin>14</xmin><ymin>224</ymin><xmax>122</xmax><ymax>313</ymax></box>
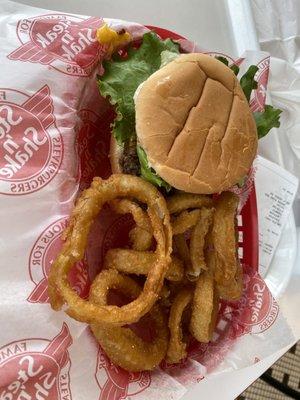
<box><xmin>238</xmin><ymin>342</ymin><xmax>300</xmax><ymax>399</ymax></box>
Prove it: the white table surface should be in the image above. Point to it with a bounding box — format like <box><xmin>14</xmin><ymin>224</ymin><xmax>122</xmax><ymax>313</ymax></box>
<box><xmin>11</xmin><ymin>1</ymin><xmax>300</xmax><ymax>399</ymax></box>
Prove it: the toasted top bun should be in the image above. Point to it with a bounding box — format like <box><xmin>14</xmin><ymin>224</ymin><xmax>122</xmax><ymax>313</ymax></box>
<box><xmin>135</xmin><ymin>53</ymin><xmax>258</xmax><ymax>194</ymax></box>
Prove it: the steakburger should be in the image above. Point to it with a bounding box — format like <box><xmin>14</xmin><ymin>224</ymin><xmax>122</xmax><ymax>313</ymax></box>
<box><xmin>97</xmin><ymin>25</ymin><xmax>281</xmax><ymax>194</ymax></box>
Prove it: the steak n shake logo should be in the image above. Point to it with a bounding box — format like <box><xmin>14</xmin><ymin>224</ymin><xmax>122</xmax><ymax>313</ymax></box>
<box><xmin>95</xmin><ymin>349</ymin><xmax>151</xmax><ymax>400</ymax></box>
<box><xmin>0</xmin><ymin>86</ymin><xmax>63</xmax><ymax>195</ymax></box>
<box><xmin>250</xmin><ymin>56</ymin><xmax>270</xmax><ymax>112</ymax></box>
<box><xmin>239</xmin><ymin>273</ymin><xmax>279</xmax><ymax>334</ymax></box>
<box><xmin>0</xmin><ymin>323</ymin><xmax>72</xmax><ymax>400</ymax></box>
<box><xmin>8</xmin><ymin>14</ymin><xmax>103</xmax><ymax>76</ymax></box>
<box><xmin>28</xmin><ymin>217</ymin><xmax>89</xmax><ymax>304</ymax></box>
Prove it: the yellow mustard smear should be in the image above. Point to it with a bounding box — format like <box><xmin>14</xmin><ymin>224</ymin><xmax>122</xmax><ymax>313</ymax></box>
<box><xmin>97</xmin><ymin>23</ymin><xmax>132</xmax><ymax>55</ymax></box>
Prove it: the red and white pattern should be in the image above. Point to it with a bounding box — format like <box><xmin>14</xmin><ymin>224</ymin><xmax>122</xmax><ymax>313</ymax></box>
<box><xmin>95</xmin><ymin>349</ymin><xmax>151</xmax><ymax>400</ymax></box>
<box><xmin>76</xmin><ymin>107</ymin><xmax>112</xmax><ymax>190</ymax></box>
<box><xmin>8</xmin><ymin>14</ymin><xmax>104</xmax><ymax>76</ymax></box>
<box><xmin>27</xmin><ymin>216</ymin><xmax>90</xmax><ymax>303</ymax></box>
<box><xmin>230</xmin><ymin>165</ymin><xmax>257</xmax><ymax>211</ymax></box>
<box><xmin>0</xmin><ymin>324</ymin><xmax>72</xmax><ymax>400</ymax></box>
<box><xmin>0</xmin><ymin>85</ymin><xmax>63</xmax><ymax>195</ymax></box>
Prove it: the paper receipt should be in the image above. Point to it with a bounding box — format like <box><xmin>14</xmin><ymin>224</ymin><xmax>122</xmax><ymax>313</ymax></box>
<box><xmin>254</xmin><ymin>156</ymin><xmax>299</xmax><ymax>277</ymax></box>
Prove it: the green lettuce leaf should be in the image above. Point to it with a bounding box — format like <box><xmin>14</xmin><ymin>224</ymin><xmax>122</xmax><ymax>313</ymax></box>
<box><xmin>215</xmin><ymin>56</ymin><xmax>229</xmax><ymax>66</ymax></box>
<box><xmin>215</xmin><ymin>56</ymin><xmax>240</xmax><ymax>76</ymax></box>
<box><xmin>160</xmin><ymin>49</ymin><xmax>180</xmax><ymax>67</ymax></box>
<box><xmin>98</xmin><ymin>31</ymin><xmax>179</xmax><ymax>144</ymax></box>
<box><xmin>137</xmin><ymin>146</ymin><xmax>171</xmax><ymax>192</ymax></box>
<box><xmin>212</xmin><ymin>58</ymin><xmax>282</xmax><ymax>139</ymax></box>
<box><xmin>253</xmin><ymin>105</ymin><xmax>282</xmax><ymax>139</ymax></box>
<box><xmin>237</xmin><ymin>176</ymin><xmax>247</xmax><ymax>188</ymax></box>
<box><xmin>239</xmin><ymin>65</ymin><xmax>282</xmax><ymax>138</ymax></box>
<box><xmin>230</xmin><ymin>64</ymin><xmax>240</xmax><ymax>76</ymax></box>
<box><xmin>240</xmin><ymin>65</ymin><xmax>258</xmax><ymax>102</ymax></box>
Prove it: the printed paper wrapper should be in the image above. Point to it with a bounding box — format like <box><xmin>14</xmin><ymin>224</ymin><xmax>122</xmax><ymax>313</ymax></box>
<box><xmin>0</xmin><ymin>1</ymin><xmax>294</xmax><ymax>399</ymax></box>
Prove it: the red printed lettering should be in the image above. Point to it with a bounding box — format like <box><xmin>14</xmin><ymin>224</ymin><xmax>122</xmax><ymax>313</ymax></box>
<box><xmin>0</xmin><ymin>105</ymin><xmax>23</xmax><ymax>139</ymax></box>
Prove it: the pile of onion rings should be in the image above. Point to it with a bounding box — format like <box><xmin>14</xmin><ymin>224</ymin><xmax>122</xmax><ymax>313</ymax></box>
<box><xmin>49</xmin><ymin>175</ymin><xmax>242</xmax><ymax>371</ymax></box>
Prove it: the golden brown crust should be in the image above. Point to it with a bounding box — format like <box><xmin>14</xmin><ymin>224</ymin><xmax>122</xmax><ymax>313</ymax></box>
<box><xmin>135</xmin><ymin>53</ymin><xmax>258</xmax><ymax>194</ymax></box>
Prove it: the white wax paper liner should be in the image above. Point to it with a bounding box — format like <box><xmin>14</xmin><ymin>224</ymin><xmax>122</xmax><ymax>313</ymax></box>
<box><xmin>0</xmin><ymin>1</ymin><xmax>294</xmax><ymax>399</ymax></box>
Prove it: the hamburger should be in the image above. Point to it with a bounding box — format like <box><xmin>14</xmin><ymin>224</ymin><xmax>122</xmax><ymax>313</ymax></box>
<box><xmin>97</xmin><ymin>25</ymin><xmax>281</xmax><ymax>194</ymax></box>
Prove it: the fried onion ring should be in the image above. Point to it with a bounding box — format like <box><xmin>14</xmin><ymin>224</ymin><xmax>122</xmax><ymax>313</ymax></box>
<box><xmin>166</xmin><ymin>288</ymin><xmax>193</xmax><ymax>364</ymax></box>
<box><xmin>216</xmin><ymin>262</ymin><xmax>243</xmax><ymax>301</ymax></box>
<box><xmin>205</xmin><ymin>229</ymin><xmax>242</xmax><ymax>300</ymax></box>
<box><xmin>159</xmin><ymin>284</ymin><xmax>171</xmax><ymax>301</ymax></box>
<box><xmin>48</xmin><ymin>174</ymin><xmax>172</xmax><ymax>325</ymax></box>
<box><xmin>172</xmin><ymin>209</ymin><xmax>201</xmax><ymax>235</ymax></box>
<box><xmin>110</xmin><ymin>199</ymin><xmax>153</xmax><ymax>251</ymax></box>
<box><xmin>174</xmin><ymin>234</ymin><xmax>191</xmax><ymax>268</ymax></box>
<box><xmin>90</xmin><ymin>270</ymin><xmax>169</xmax><ymax>371</ymax></box>
<box><xmin>188</xmin><ymin>207</ymin><xmax>214</xmax><ymax>279</ymax></box>
<box><xmin>104</xmin><ymin>249</ymin><xmax>184</xmax><ymax>282</ymax></box>
<box><xmin>189</xmin><ymin>271</ymin><xmax>219</xmax><ymax>343</ymax></box>
<box><xmin>167</xmin><ymin>193</ymin><xmax>213</xmax><ymax>214</ymax></box>
<box><xmin>212</xmin><ymin>192</ymin><xmax>239</xmax><ymax>284</ymax></box>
